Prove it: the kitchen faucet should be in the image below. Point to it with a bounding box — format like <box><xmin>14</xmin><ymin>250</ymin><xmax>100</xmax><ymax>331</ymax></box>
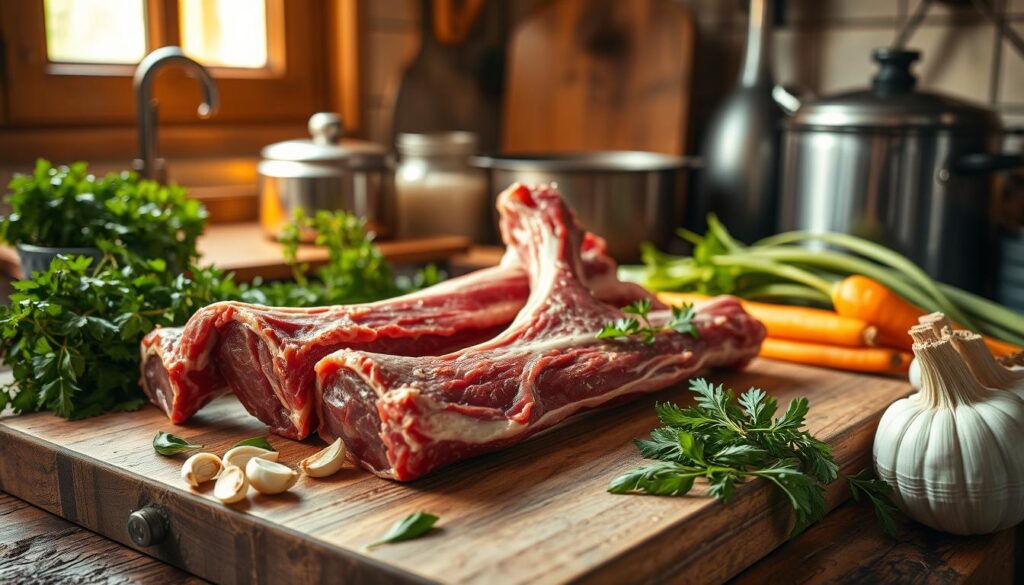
<box><xmin>133</xmin><ymin>46</ymin><xmax>219</xmax><ymax>181</ymax></box>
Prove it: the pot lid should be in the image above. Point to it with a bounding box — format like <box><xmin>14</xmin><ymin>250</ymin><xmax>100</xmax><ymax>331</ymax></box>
<box><xmin>471</xmin><ymin>151</ymin><xmax>688</xmax><ymax>172</ymax></box>
<box><xmin>261</xmin><ymin>113</ymin><xmax>389</xmax><ymax>169</ymax></box>
<box><xmin>789</xmin><ymin>48</ymin><xmax>1001</xmax><ymax>131</ymax></box>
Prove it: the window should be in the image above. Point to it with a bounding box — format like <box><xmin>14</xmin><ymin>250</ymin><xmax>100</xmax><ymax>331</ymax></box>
<box><xmin>45</xmin><ymin>0</ymin><xmax>149</xmax><ymax>65</ymax></box>
<box><xmin>0</xmin><ymin>0</ymin><xmax>361</xmax><ymax>159</ymax></box>
<box><xmin>179</xmin><ymin>0</ymin><xmax>269</xmax><ymax>69</ymax></box>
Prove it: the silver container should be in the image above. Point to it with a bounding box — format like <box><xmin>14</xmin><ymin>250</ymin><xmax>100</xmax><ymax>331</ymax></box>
<box><xmin>779</xmin><ymin>48</ymin><xmax>1022</xmax><ymax>293</ymax></box>
<box><xmin>472</xmin><ymin>152</ymin><xmax>687</xmax><ymax>261</ymax></box>
<box><xmin>259</xmin><ymin>113</ymin><xmax>394</xmax><ymax>239</ymax></box>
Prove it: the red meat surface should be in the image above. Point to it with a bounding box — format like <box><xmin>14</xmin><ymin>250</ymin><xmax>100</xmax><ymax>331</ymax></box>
<box><xmin>315</xmin><ymin>184</ymin><xmax>765</xmax><ymax>481</ymax></box>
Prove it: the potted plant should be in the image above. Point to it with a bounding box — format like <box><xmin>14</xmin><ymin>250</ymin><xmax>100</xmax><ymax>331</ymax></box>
<box><xmin>0</xmin><ymin>159</ymin><xmax>206</xmax><ymax>275</ymax></box>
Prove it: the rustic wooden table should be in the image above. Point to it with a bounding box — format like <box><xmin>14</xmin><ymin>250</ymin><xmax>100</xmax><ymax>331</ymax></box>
<box><xmin>0</xmin><ymin>493</ymin><xmax>206</xmax><ymax>584</ymax></box>
<box><xmin>1</xmin><ymin>490</ymin><xmax>1015</xmax><ymax>584</ymax></box>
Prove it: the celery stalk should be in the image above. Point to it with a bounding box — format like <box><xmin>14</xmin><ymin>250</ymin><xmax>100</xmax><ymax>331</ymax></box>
<box><xmin>754</xmin><ymin>231</ymin><xmax>972</xmax><ymax>327</ymax></box>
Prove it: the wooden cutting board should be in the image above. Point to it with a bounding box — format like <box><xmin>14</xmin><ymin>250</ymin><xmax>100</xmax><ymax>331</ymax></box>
<box><xmin>0</xmin><ymin>359</ymin><xmax>910</xmax><ymax>584</ymax></box>
<box><xmin>502</xmin><ymin>0</ymin><xmax>695</xmax><ymax>155</ymax></box>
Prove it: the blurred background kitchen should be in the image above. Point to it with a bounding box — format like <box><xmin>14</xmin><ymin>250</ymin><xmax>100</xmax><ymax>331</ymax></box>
<box><xmin>0</xmin><ymin>0</ymin><xmax>1022</xmax><ymax>307</ymax></box>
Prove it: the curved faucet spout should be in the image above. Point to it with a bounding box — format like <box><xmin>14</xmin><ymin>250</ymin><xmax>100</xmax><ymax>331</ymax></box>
<box><xmin>134</xmin><ymin>46</ymin><xmax>220</xmax><ymax>180</ymax></box>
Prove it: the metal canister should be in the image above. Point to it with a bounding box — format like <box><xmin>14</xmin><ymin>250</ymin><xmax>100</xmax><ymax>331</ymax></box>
<box><xmin>259</xmin><ymin>113</ymin><xmax>394</xmax><ymax>239</ymax></box>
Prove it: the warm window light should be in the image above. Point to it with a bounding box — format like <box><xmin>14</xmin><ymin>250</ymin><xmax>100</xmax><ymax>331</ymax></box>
<box><xmin>180</xmin><ymin>0</ymin><xmax>269</xmax><ymax>69</ymax></box>
<box><xmin>44</xmin><ymin>0</ymin><xmax>147</xmax><ymax>64</ymax></box>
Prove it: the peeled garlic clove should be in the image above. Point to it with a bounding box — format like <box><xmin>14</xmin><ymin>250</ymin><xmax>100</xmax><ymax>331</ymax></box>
<box><xmin>214</xmin><ymin>465</ymin><xmax>248</xmax><ymax>504</ymax></box>
<box><xmin>181</xmin><ymin>452</ymin><xmax>223</xmax><ymax>487</ymax></box>
<box><xmin>246</xmin><ymin>457</ymin><xmax>299</xmax><ymax>495</ymax></box>
<box><xmin>301</xmin><ymin>439</ymin><xmax>346</xmax><ymax>478</ymax></box>
<box><xmin>222</xmin><ymin>445</ymin><xmax>278</xmax><ymax>470</ymax></box>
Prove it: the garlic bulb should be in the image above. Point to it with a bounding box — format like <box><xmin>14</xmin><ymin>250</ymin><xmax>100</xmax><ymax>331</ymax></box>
<box><xmin>918</xmin><ymin>312</ymin><xmax>952</xmax><ymax>336</ymax></box>
<box><xmin>874</xmin><ymin>330</ymin><xmax>1024</xmax><ymax>534</ymax></box>
<box><xmin>907</xmin><ymin>358</ymin><xmax>922</xmax><ymax>390</ymax></box>
<box><xmin>301</xmin><ymin>439</ymin><xmax>346</xmax><ymax>478</ymax></box>
<box><xmin>214</xmin><ymin>465</ymin><xmax>249</xmax><ymax>504</ymax></box>
<box><xmin>950</xmin><ymin>331</ymin><xmax>1024</xmax><ymax>397</ymax></box>
<box><xmin>246</xmin><ymin>457</ymin><xmax>299</xmax><ymax>495</ymax></box>
<box><xmin>181</xmin><ymin>452</ymin><xmax>223</xmax><ymax>487</ymax></box>
<box><xmin>222</xmin><ymin>445</ymin><xmax>278</xmax><ymax>470</ymax></box>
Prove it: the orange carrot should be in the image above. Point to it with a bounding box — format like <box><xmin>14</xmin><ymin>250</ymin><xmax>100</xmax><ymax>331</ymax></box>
<box><xmin>831</xmin><ymin>275</ymin><xmax>1021</xmax><ymax>356</ymax></box>
<box><xmin>831</xmin><ymin>275</ymin><xmax>922</xmax><ymax>351</ymax></box>
<box><xmin>759</xmin><ymin>338</ymin><xmax>912</xmax><ymax>374</ymax></box>
<box><xmin>658</xmin><ymin>292</ymin><xmax>876</xmax><ymax>347</ymax></box>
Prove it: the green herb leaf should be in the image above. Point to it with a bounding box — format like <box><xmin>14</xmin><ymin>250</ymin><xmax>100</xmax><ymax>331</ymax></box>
<box><xmin>153</xmin><ymin>431</ymin><xmax>204</xmax><ymax>456</ymax></box>
<box><xmin>596</xmin><ymin>301</ymin><xmax>699</xmax><ymax>344</ymax></box>
<box><xmin>366</xmin><ymin>512</ymin><xmax>439</xmax><ymax>549</ymax></box>
<box><xmin>608</xmin><ymin>377</ymin><xmax>847</xmax><ymax>537</ymax></box>
<box><xmin>231</xmin><ymin>436</ymin><xmax>276</xmax><ymax>451</ymax></box>
<box><xmin>608</xmin><ymin>462</ymin><xmax>698</xmax><ymax>496</ymax></box>
<box><xmin>667</xmin><ymin>303</ymin><xmax>700</xmax><ymax>339</ymax></box>
<box><xmin>848</xmin><ymin>470</ymin><xmax>900</xmax><ymax>537</ymax></box>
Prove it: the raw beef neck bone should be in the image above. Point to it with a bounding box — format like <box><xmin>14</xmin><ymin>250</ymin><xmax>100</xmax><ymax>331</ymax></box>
<box><xmin>314</xmin><ymin>183</ymin><xmax>766</xmax><ymax>480</ymax></box>
<box><xmin>137</xmin><ymin>183</ymin><xmax>656</xmax><ymax>441</ymax></box>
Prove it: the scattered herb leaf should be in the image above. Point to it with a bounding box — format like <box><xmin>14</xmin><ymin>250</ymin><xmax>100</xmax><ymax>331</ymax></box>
<box><xmin>231</xmin><ymin>436</ymin><xmax>276</xmax><ymax>451</ymax></box>
<box><xmin>366</xmin><ymin>512</ymin><xmax>439</xmax><ymax>549</ymax></box>
<box><xmin>848</xmin><ymin>469</ymin><xmax>899</xmax><ymax>537</ymax></box>
<box><xmin>597</xmin><ymin>300</ymin><xmax>700</xmax><ymax>345</ymax></box>
<box><xmin>609</xmin><ymin>378</ymin><xmax>896</xmax><ymax>537</ymax></box>
<box><xmin>153</xmin><ymin>431</ymin><xmax>204</xmax><ymax>456</ymax></box>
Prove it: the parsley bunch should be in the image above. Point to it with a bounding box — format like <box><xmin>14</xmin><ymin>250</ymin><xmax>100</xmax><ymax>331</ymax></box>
<box><xmin>597</xmin><ymin>299</ymin><xmax>699</xmax><ymax>344</ymax></box>
<box><xmin>609</xmin><ymin>378</ymin><xmax>898</xmax><ymax>536</ymax></box>
<box><xmin>0</xmin><ymin>160</ymin><xmax>205</xmax><ymax>270</ymax></box>
<box><xmin>0</xmin><ymin>248</ymin><xmax>237</xmax><ymax>418</ymax></box>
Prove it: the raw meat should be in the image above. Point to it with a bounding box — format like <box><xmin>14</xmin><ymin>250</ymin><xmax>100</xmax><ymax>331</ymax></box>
<box><xmin>315</xmin><ymin>184</ymin><xmax>766</xmax><ymax>481</ymax></box>
<box><xmin>140</xmin><ymin>232</ymin><xmax>652</xmax><ymax>440</ymax></box>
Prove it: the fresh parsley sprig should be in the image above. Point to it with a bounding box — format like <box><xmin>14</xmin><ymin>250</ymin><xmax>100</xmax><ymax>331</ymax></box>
<box><xmin>609</xmin><ymin>379</ymin><xmax>897</xmax><ymax>537</ymax></box>
<box><xmin>597</xmin><ymin>299</ymin><xmax>700</xmax><ymax>345</ymax></box>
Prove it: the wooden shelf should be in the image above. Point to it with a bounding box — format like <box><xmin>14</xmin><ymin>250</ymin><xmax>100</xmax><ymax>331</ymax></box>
<box><xmin>0</xmin><ymin>222</ymin><xmax>472</xmax><ymax>282</ymax></box>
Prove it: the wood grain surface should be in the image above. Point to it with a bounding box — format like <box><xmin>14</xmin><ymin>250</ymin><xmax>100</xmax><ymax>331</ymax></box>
<box><xmin>733</xmin><ymin>500</ymin><xmax>1018</xmax><ymax>585</ymax></box>
<box><xmin>503</xmin><ymin>0</ymin><xmax>695</xmax><ymax>155</ymax></box>
<box><xmin>0</xmin><ymin>493</ymin><xmax>206</xmax><ymax>585</ymax></box>
<box><xmin>0</xmin><ymin>359</ymin><xmax>911</xmax><ymax>584</ymax></box>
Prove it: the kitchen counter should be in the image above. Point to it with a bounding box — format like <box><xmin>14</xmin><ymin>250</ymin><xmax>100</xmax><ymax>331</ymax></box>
<box><xmin>1</xmin><ymin>489</ymin><xmax>1015</xmax><ymax>584</ymax></box>
<box><xmin>0</xmin><ymin>222</ymin><xmax>472</xmax><ymax>282</ymax></box>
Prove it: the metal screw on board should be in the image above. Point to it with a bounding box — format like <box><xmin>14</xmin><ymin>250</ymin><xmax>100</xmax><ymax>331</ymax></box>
<box><xmin>127</xmin><ymin>505</ymin><xmax>169</xmax><ymax>546</ymax></box>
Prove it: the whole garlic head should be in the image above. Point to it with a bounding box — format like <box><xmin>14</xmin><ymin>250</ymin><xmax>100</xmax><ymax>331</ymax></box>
<box><xmin>181</xmin><ymin>452</ymin><xmax>223</xmax><ymax>487</ymax></box>
<box><xmin>214</xmin><ymin>465</ymin><xmax>248</xmax><ymax>504</ymax></box>
<box><xmin>301</xmin><ymin>439</ymin><xmax>346</xmax><ymax>478</ymax></box>
<box><xmin>223</xmin><ymin>445</ymin><xmax>278</xmax><ymax>470</ymax></box>
<box><xmin>874</xmin><ymin>332</ymin><xmax>1024</xmax><ymax>535</ymax></box>
<box><xmin>246</xmin><ymin>457</ymin><xmax>299</xmax><ymax>495</ymax></box>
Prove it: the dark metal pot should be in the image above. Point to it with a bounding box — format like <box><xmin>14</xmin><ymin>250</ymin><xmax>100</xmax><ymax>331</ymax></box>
<box><xmin>778</xmin><ymin>48</ymin><xmax>1023</xmax><ymax>293</ymax></box>
<box><xmin>472</xmin><ymin>152</ymin><xmax>689</xmax><ymax>262</ymax></box>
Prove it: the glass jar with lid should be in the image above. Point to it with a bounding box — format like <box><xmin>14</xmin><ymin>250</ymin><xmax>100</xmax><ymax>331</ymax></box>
<box><xmin>395</xmin><ymin>132</ymin><xmax>490</xmax><ymax>243</ymax></box>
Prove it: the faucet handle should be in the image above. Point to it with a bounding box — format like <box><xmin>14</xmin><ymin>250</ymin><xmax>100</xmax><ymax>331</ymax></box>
<box><xmin>308</xmin><ymin>113</ymin><xmax>344</xmax><ymax>145</ymax></box>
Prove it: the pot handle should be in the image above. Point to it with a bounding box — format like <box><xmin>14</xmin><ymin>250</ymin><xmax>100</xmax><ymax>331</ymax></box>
<box><xmin>950</xmin><ymin>152</ymin><xmax>1024</xmax><ymax>176</ymax></box>
<box><xmin>772</xmin><ymin>85</ymin><xmax>806</xmax><ymax>115</ymax></box>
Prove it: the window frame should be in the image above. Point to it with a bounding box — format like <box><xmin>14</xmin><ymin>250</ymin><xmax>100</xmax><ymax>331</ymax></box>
<box><xmin>0</xmin><ymin>0</ymin><xmax>363</xmax><ymax>160</ymax></box>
